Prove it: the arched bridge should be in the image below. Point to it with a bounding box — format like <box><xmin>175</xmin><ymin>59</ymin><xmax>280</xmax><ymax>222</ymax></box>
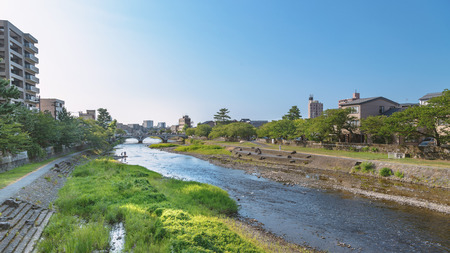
<box><xmin>121</xmin><ymin>133</ymin><xmax>187</xmax><ymax>143</ymax></box>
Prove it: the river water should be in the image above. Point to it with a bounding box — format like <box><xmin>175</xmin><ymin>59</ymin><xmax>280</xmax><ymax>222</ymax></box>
<box><xmin>115</xmin><ymin>139</ymin><xmax>449</xmax><ymax>252</ymax></box>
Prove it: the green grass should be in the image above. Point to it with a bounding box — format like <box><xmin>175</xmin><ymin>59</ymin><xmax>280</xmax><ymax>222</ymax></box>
<box><xmin>149</xmin><ymin>143</ymin><xmax>179</xmax><ymax>148</ymax></box>
<box><xmin>209</xmin><ymin>141</ymin><xmax>450</xmax><ymax>168</ymax></box>
<box><xmin>0</xmin><ymin>157</ymin><xmax>59</xmax><ymax>189</ymax></box>
<box><xmin>37</xmin><ymin>159</ymin><xmax>269</xmax><ymax>253</ymax></box>
<box><xmin>174</xmin><ymin>144</ymin><xmax>231</xmax><ymax>156</ymax></box>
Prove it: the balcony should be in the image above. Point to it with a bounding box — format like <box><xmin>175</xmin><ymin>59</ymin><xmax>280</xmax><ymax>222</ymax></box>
<box><xmin>25</xmin><ymin>96</ymin><xmax>39</xmax><ymax>103</ymax></box>
<box><xmin>25</xmin><ymin>53</ymin><xmax>38</xmax><ymax>64</ymax></box>
<box><xmin>25</xmin><ymin>64</ymin><xmax>39</xmax><ymax>74</ymax></box>
<box><xmin>24</xmin><ymin>33</ymin><xmax>38</xmax><ymax>44</ymax></box>
<box><xmin>24</xmin><ymin>43</ymin><xmax>38</xmax><ymax>54</ymax></box>
<box><xmin>26</xmin><ymin>85</ymin><xmax>40</xmax><ymax>93</ymax></box>
<box><xmin>25</xmin><ymin>74</ymin><xmax>39</xmax><ymax>84</ymax></box>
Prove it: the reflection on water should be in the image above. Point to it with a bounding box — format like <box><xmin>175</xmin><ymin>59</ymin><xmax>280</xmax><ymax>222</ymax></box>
<box><xmin>115</xmin><ymin>138</ymin><xmax>449</xmax><ymax>253</ymax></box>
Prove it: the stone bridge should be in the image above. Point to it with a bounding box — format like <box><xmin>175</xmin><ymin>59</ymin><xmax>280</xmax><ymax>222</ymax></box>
<box><xmin>121</xmin><ymin>133</ymin><xmax>187</xmax><ymax>143</ymax></box>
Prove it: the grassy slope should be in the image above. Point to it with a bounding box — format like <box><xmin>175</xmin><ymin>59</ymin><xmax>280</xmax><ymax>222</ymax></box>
<box><xmin>0</xmin><ymin>157</ymin><xmax>60</xmax><ymax>189</ymax></box>
<box><xmin>174</xmin><ymin>144</ymin><xmax>231</xmax><ymax>156</ymax></box>
<box><xmin>149</xmin><ymin>143</ymin><xmax>179</xmax><ymax>148</ymax></box>
<box><xmin>37</xmin><ymin>159</ymin><xmax>272</xmax><ymax>253</ymax></box>
<box><xmin>210</xmin><ymin>141</ymin><xmax>450</xmax><ymax>168</ymax></box>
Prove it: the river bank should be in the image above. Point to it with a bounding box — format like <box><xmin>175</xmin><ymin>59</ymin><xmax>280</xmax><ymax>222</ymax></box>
<box><xmin>162</xmin><ymin>146</ymin><xmax>450</xmax><ymax>214</ymax></box>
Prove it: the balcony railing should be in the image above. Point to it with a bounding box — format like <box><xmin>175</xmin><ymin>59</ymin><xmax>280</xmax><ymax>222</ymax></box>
<box><xmin>25</xmin><ymin>64</ymin><xmax>39</xmax><ymax>74</ymax></box>
<box><xmin>25</xmin><ymin>74</ymin><xmax>39</xmax><ymax>83</ymax></box>
<box><xmin>25</xmin><ymin>53</ymin><xmax>39</xmax><ymax>63</ymax></box>
<box><xmin>26</xmin><ymin>85</ymin><xmax>40</xmax><ymax>93</ymax></box>
<box><xmin>24</xmin><ymin>43</ymin><xmax>38</xmax><ymax>54</ymax></box>
<box><xmin>24</xmin><ymin>33</ymin><xmax>38</xmax><ymax>44</ymax></box>
<box><xmin>25</xmin><ymin>96</ymin><xmax>38</xmax><ymax>103</ymax></box>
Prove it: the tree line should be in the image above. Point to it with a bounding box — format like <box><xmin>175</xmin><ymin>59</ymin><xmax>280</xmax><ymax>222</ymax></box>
<box><xmin>0</xmin><ymin>78</ymin><xmax>117</xmax><ymax>159</ymax></box>
<box><xmin>184</xmin><ymin>90</ymin><xmax>449</xmax><ymax>146</ymax></box>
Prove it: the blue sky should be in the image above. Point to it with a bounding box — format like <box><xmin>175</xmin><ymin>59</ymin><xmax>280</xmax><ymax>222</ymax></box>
<box><xmin>2</xmin><ymin>0</ymin><xmax>449</xmax><ymax>125</ymax></box>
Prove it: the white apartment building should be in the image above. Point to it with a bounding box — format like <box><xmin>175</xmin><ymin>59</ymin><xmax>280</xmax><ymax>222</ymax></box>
<box><xmin>0</xmin><ymin>20</ymin><xmax>40</xmax><ymax>110</ymax></box>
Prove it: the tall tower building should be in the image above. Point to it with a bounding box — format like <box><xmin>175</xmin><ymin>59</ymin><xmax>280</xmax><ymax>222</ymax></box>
<box><xmin>0</xmin><ymin>20</ymin><xmax>40</xmax><ymax>110</ymax></box>
<box><xmin>308</xmin><ymin>95</ymin><xmax>323</xmax><ymax>119</ymax></box>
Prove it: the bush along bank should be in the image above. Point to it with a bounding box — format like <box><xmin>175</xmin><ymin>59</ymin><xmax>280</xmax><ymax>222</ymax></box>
<box><xmin>37</xmin><ymin>159</ymin><xmax>267</xmax><ymax>252</ymax></box>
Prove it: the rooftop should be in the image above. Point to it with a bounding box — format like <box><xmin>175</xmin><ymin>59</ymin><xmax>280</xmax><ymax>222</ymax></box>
<box><xmin>340</xmin><ymin>96</ymin><xmax>399</xmax><ymax>106</ymax></box>
<box><xmin>419</xmin><ymin>92</ymin><xmax>443</xmax><ymax>101</ymax></box>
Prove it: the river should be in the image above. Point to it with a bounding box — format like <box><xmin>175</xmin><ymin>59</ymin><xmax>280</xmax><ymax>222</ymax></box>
<box><xmin>115</xmin><ymin>139</ymin><xmax>449</xmax><ymax>252</ymax></box>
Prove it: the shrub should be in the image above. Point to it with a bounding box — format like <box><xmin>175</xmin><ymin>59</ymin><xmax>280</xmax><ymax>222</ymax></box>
<box><xmin>371</xmin><ymin>147</ymin><xmax>379</xmax><ymax>152</ymax></box>
<box><xmin>395</xmin><ymin>171</ymin><xmax>404</xmax><ymax>178</ymax></box>
<box><xmin>379</xmin><ymin>167</ymin><xmax>393</xmax><ymax>177</ymax></box>
<box><xmin>360</xmin><ymin>162</ymin><xmax>375</xmax><ymax>173</ymax></box>
<box><xmin>361</xmin><ymin>146</ymin><xmax>370</xmax><ymax>152</ymax></box>
<box><xmin>27</xmin><ymin>143</ymin><xmax>46</xmax><ymax>160</ymax></box>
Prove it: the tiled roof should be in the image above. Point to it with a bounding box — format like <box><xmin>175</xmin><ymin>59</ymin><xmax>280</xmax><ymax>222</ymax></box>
<box><xmin>341</xmin><ymin>97</ymin><xmax>399</xmax><ymax>106</ymax></box>
<box><xmin>419</xmin><ymin>92</ymin><xmax>442</xmax><ymax>101</ymax></box>
<box><xmin>382</xmin><ymin>107</ymin><xmax>405</xmax><ymax>116</ymax></box>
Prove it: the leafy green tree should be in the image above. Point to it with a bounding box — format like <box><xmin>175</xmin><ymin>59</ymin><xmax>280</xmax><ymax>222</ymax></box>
<box><xmin>257</xmin><ymin>119</ymin><xmax>300</xmax><ymax>140</ymax></box>
<box><xmin>0</xmin><ymin>78</ymin><xmax>21</xmax><ymax>116</ymax></box>
<box><xmin>389</xmin><ymin>89</ymin><xmax>449</xmax><ymax>146</ymax></box>
<box><xmin>97</xmin><ymin>108</ymin><xmax>112</xmax><ymax>129</ymax></box>
<box><xmin>208</xmin><ymin>124</ymin><xmax>229</xmax><ymax>139</ymax></box>
<box><xmin>226</xmin><ymin>122</ymin><xmax>256</xmax><ymax>140</ymax></box>
<box><xmin>185</xmin><ymin>127</ymin><xmax>196</xmax><ymax>136</ymax></box>
<box><xmin>33</xmin><ymin>112</ymin><xmax>61</xmax><ymax>147</ymax></box>
<box><xmin>195</xmin><ymin>124</ymin><xmax>212</xmax><ymax>137</ymax></box>
<box><xmin>360</xmin><ymin>116</ymin><xmax>394</xmax><ymax>144</ymax></box>
<box><xmin>80</xmin><ymin>119</ymin><xmax>109</xmax><ymax>149</ymax></box>
<box><xmin>214</xmin><ymin>108</ymin><xmax>231</xmax><ymax>124</ymax></box>
<box><xmin>0</xmin><ymin>118</ymin><xmax>30</xmax><ymax>154</ymax></box>
<box><xmin>282</xmin><ymin>106</ymin><xmax>301</xmax><ymax>120</ymax></box>
<box><xmin>58</xmin><ymin>108</ymin><xmax>83</xmax><ymax>147</ymax></box>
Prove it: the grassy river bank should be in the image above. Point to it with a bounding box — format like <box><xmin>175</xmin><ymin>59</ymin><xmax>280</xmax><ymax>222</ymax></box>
<box><xmin>37</xmin><ymin>158</ymin><xmax>310</xmax><ymax>252</ymax></box>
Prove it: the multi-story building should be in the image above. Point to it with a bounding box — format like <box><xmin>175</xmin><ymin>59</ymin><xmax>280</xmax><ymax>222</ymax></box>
<box><xmin>157</xmin><ymin>122</ymin><xmax>166</xmax><ymax>129</ymax></box>
<box><xmin>178</xmin><ymin>115</ymin><xmax>192</xmax><ymax>131</ymax></box>
<box><xmin>308</xmin><ymin>95</ymin><xmax>323</xmax><ymax>119</ymax></box>
<box><xmin>339</xmin><ymin>92</ymin><xmax>400</xmax><ymax>126</ymax></box>
<box><xmin>79</xmin><ymin>110</ymin><xmax>96</xmax><ymax>120</ymax></box>
<box><xmin>143</xmin><ymin>120</ymin><xmax>153</xmax><ymax>129</ymax></box>
<box><xmin>39</xmin><ymin>98</ymin><xmax>65</xmax><ymax>119</ymax></box>
<box><xmin>0</xmin><ymin>20</ymin><xmax>40</xmax><ymax>110</ymax></box>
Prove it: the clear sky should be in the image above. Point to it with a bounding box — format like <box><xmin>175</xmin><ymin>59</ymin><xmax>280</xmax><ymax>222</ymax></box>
<box><xmin>1</xmin><ymin>0</ymin><xmax>449</xmax><ymax>125</ymax></box>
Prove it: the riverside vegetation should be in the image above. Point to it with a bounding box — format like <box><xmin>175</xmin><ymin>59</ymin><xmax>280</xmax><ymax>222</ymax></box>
<box><xmin>37</xmin><ymin>158</ymin><xmax>304</xmax><ymax>253</ymax></box>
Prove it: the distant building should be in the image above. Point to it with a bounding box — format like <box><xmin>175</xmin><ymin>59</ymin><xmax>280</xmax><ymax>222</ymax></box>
<box><xmin>249</xmin><ymin>120</ymin><xmax>268</xmax><ymax>128</ymax></box>
<box><xmin>157</xmin><ymin>122</ymin><xmax>166</xmax><ymax>129</ymax></box>
<box><xmin>200</xmin><ymin>121</ymin><xmax>215</xmax><ymax>127</ymax></box>
<box><xmin>143</xmin><ymin>120</ymin><xmax>153</xmax><ymax>129</ymax></box>
<box><xmin>419</xmin><ymin>92</ymin><xmax>443</xmax><ymax>105</ymax></box>
<box><xmin>0</xmin><ymin>20</ymin><xmax>40</xmax><ymax>111</ymax></box>
<box><xmin>339</xmin><ymin>92</ymin><xmax>400</xmax><ymax>126</ymax></box>
<box><xmin>170</xmin><ymin>125</ymin><xmax>179</xmax><ymax>133</ymax></box>
<box><xmin>308</xmin><ymin>95</ymin><xmax>323</xmax><ymax>119</ymax></box>
<box><xmin>39</xmin><ymin>98</ymin><xmax>65</xmax><ymax>119</ymax></box>
<box><xmin>178</xmin><ymin>115</ymin><xmax>192</xmax><ymax>131</ymax></box>
<box><xmin>79</xmin><ymin>110</ymin><xmax>96</xmax><ymax>120</ymax></box>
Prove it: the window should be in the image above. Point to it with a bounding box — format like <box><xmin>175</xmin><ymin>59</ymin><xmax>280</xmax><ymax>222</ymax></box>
<box><xmin>379</xmin><ymin>106</ymin><xmax>385</xmax><ymax>114</ymax></box>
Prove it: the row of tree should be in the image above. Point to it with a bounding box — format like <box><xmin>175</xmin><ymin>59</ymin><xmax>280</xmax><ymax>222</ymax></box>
<box><xmin>185</xmin><ymin>90</ymin><xmax>449</xmax><ymax>146</ymax></box>
<box><xmin>0</xmin><ymin>78</ymin><xmax>117</xmax><ymax>159</ymax></box>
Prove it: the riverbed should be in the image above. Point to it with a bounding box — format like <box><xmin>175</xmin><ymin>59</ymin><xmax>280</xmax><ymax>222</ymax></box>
<box><xmin>115</xmin><ymin>139</ymin><xmax>449</xmax><ymax>253</ymax></box>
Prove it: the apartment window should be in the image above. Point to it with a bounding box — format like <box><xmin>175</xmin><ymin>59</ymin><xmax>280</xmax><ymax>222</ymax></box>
<box><xmin>379</xmin><ymin>106</ymin><xmax>385</xmax><ymax>114</ymax></box>
<box><xmin>348</xmin><ymin>106</ymin><xmax>359</xmax><ymax>113</ymax></box>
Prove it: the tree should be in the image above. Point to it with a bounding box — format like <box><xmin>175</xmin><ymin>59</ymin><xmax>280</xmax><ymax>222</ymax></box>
<box><xmin>0</xmin><ymin>78</ymin><xmax>21</xmax><ymax>116</ymax></box>
<box><xmin>389</xmin><ymin>89</ymin><xmax>449</xmax><ymax>146</ymax></box>
<box><xmin>214</xmin><ymin>108</ymin><xmax>231</xmax><ymax>124</ymax></box>
<box><xmin>282</xmin><ymin>106</ymin><xmax>301</xmax><ymax>120</ymax></box>
<box><xmin>195</xmin><ymin>124</ymin><xmax>212</xmax><ymax>137</ymax></box>
<box><xmin>360</xmin><ymin>116</ymin><xmax>394</xmax><ymax>144</ymax></box>
<box><xmin>257</xmin><ymin>120</ymin><xmax>299</xmax><ymax>140</ymax></box>
<box><xmin>97</xmin><ymin>108</ymin><xmax>112</xmax><ymax>129</ymax></box>
<box><xmin>209</xmin><ymin>122</ymin><xmax>256</xmax><ymax>140</ymax></box>
<box><xmin>0</xmin><ymin>118</ymin><xmax>30</xmax><ymax>154</ymax></box>
<box><xmin>185</xmin><ymin>127</ymin><xmax>196</xmax><ymax>136</ymax></box>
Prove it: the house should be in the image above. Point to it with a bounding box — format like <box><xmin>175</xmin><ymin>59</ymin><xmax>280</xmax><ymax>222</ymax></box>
<box><xmin>419</xmin><ymin>92</ymin><xmax>443</xmax><ymax>105</ymax></box>
<box><xmin>39</xmin><ymin>98</ymin><xmax>64</xmax><ymax>119</ymax></box>
<box><xmin>339</xmin><ymin>92</ymin><xmax>400</xmax><ymax>126</ymax></box>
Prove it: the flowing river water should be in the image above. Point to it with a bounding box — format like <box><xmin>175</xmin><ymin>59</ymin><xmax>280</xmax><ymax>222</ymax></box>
<box><xmin>115</xmin><ymin>139</ymin><xmax>449</xmax><ymax>252</ymax></box>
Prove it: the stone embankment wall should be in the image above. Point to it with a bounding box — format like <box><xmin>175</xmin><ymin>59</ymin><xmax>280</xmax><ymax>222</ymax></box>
<box><xmin>233</xmin><ymin>146</ymin><xmax>450</xmax><ymax>189</ymax></box>
<box><xmin>0</xmin><ymin>151</ymin><xmax>29</xmax><ymax>173</ymax></box>
<box><xmin>256</xmin><ymin>139</ymin><xmax>450</xmax><ymax>160</ymax></box>
<box><xmin>0</xmin><ymin>144</ymin><xmax>87</xmax><ymax>173</ymax></box>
